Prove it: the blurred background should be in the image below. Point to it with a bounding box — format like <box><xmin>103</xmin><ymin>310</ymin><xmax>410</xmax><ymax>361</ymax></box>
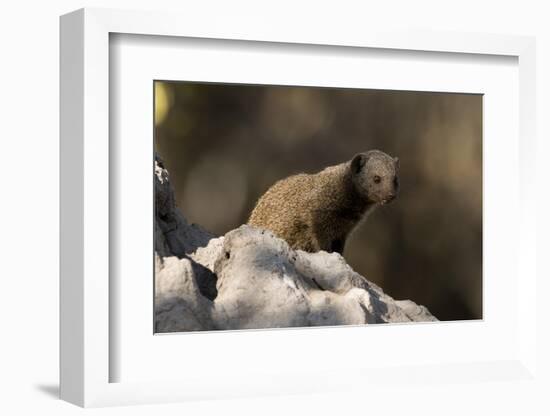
<box><xmin>154</xmin><ymin>81</ymin><xmax>482</xmax><ymax>321</ymax></box>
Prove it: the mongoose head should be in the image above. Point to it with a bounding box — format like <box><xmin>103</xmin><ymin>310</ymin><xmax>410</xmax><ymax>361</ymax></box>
<box><xmin>350</xmin><ymin>150</ymin><xmax>400</xmax><ymax>205</ymax></box>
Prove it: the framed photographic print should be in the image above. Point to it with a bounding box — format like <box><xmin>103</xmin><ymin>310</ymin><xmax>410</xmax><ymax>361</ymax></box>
<box><xmin>60</xmin><ymin>7</ymin><xmax>538</xmax><ymax>408</ymax></box>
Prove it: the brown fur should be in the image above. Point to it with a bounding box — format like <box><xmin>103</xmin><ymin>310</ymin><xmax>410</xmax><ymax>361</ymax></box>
<box><xmin>248</xmin><ymin>150</ymin><xmax>399</xmax><ymax>254</ymax></box>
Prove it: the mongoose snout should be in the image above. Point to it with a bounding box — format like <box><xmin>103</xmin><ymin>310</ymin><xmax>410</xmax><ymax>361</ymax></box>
<box><xmin>381</xmin><ymin>193</ymin><xmax>397</xmax><ymax>205</ymax></box>
<box><xmin>248</xmin><ymin>149</ymin><xmax>400</xmax><ymax>254</ymax></box>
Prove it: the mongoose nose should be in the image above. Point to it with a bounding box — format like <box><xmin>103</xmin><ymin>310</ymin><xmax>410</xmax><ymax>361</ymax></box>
<box><xmin>386</xmin><ymin>193</ymin><xmax>396</xmax><ymax>202</ymax></box>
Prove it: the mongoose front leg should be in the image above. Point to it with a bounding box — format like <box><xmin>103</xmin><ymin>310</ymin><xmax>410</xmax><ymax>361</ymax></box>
<box><xmin>330</xmin><ymin>238</ymin><xmax>345</xmax><ymax>254</ymax></box>
<box><xmin>299</xmin><ymin>237</ymin><xmax>322</xmax><ymax>253</ymax></box>
<box><xmin>294</xmin><ymin>225</ymin><xmax>322</xmax><ymax>252</ymax></box>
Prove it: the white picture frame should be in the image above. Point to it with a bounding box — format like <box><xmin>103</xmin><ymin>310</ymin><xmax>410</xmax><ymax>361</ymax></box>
<box><xmin>60</xmin><ymin>7</ymin><xmax>538</xmax><ymax>407</ymax></box>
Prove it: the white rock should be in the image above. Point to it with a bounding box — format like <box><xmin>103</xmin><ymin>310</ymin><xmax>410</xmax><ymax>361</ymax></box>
<box><xmin>154</xmin><ymin>255</ymin><xmax>216</xmax><ymax>332</ymax></box>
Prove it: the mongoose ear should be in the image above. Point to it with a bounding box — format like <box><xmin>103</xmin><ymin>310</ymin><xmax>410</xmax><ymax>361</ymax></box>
<box><xmin>351</xmin><ymin>154</ymin><xmax>367</xmax><ymax>174</ymax></box>
<box><xmin>394</xmin><ymin>157</ymin><xmax>400</xmax><ymax>168</ymax></box>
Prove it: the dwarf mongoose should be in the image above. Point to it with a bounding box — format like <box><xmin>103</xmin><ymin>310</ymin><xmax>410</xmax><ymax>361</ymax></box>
<box><xmin>248</xmin><ymin>150</ymin><xmax>400</xmax><ymax>254</ymax></box>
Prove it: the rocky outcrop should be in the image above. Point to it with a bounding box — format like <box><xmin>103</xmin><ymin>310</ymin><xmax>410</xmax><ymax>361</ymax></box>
<box><xmin>154</xmin><ymin>156</ymin><xmax>437</xmax><ymax>333</ymax></box>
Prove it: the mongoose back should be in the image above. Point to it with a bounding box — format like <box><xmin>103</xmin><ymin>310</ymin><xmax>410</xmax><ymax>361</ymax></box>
<box><xmin>248</xmin><ymin>150</ymin><xmax>400</xmax><ymax>254</ymax></box>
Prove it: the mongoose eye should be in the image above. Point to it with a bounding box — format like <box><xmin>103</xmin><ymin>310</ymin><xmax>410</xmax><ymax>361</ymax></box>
<box><xmin>373</xmin><ymin>175</ymin><xmax>381</xmax><ymax>184</ymax></box>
